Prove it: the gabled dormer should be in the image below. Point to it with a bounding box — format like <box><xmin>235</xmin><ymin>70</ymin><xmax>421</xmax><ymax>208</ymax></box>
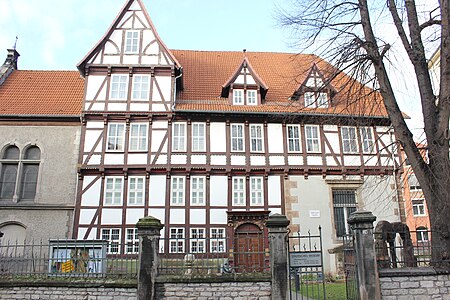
<box><xmin>77</xmin><ymin>0</ymin><xmax>181</xmax><ymax>74</ymax></box>
<box><xmin>291</xmin><ymin>64</ymin><xmax>336</xmax><ymax>108</ymax></box>
<box><xmin>221</xmin><ymin>57</ymin><xmax>268</xmax><ymax>106</ymax></box>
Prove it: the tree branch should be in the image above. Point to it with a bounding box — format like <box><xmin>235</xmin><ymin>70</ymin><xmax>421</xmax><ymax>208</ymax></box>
<box><xmin>419</xmin><ymin>19</ymin><xmax>441</xmax><ymax>31</ymax></box>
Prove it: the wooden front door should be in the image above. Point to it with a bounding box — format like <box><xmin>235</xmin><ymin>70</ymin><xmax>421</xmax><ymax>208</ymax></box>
<box><xmin>234</xmin><ymin>223</ymin><xmax>264</xmax><ymax>272</ymax></box>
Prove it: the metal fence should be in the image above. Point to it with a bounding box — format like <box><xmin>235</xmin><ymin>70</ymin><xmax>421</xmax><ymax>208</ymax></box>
<box><xmin>343</xmin><ymin>234</ymin><xmax>359</xmax><ymax>300</ymax></box>
<box><xmin>374</xmin><ymin>229</ymin><xmax>448</xmax><ymax>268</ymax></box>
<box><xmin>0</xmin><ymin>239</ymin><xmax>138</xmax><ymax>278</ymax></box>
<box><xmin>157</xmin><ymin>235</ymin><xmax>270</xmax><ymax>275</ymax></box>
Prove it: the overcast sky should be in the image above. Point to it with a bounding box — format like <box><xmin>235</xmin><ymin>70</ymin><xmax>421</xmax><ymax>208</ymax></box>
<box><xmin>0</xmin><ymin>0</ymin><xmax>440</xmax><ymax>139</ymax></box>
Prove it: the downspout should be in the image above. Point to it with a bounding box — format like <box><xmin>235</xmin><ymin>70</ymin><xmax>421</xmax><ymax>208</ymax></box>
<box><xmin>172</xmin><ymin>67</ymin><xmax>183</xmax><ymax>111</ymax></box>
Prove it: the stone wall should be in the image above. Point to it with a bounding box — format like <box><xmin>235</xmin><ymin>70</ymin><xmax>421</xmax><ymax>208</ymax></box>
<box><xmin>155</xmin><ymin>281</ymin><xmax>271</xmax><ymax>300</ymax></box>
<box><xmin>0</xmin><ymin>286</ymin><xmax>137</xmax><ymax>300</ymax></box>
<box><xmin>379</xmin><ymin>268</ymin><xmax>450</xmax><ymax>300</ymax></box>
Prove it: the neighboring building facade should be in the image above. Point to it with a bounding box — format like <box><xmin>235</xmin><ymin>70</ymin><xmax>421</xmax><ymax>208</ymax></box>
<box><xmin>72</xmin><ymin>0</ymin><xmax>402</xmax><ymax>273</ymax></box>
<box><xmin>0</xmin><ymin>49</ymin><xmax>83</xmax><ymax>243</ymax></box>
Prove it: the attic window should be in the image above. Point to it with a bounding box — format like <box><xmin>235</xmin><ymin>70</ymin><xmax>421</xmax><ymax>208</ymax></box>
<box><xmin>233</xmin><ymin>90</ymin><xmax>244</xmax><ymax>105</ymax></box>
<box><xmin>305</xmin><ymin>92</ymin><xmax>328</xmax><ymax>108</ymax></box>
<box><xmin>125</xmin><ymin>30</ymin><xmax>139</xmax><ymax>53</ymax></box>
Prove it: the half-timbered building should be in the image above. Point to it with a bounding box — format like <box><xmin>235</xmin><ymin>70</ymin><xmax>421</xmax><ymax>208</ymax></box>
<box><xmin>73</xmin><ymin>0</ymin><xmax>403</xmax><ymax>272</ymax></box>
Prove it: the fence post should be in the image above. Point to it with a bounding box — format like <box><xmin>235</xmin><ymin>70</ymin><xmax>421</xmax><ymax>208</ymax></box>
<box><xmin>136</xmin><ymin>216</ymin><xmax>164</xmax><ymax>300</ymax></box>
<box><xmin>347</xmin><ymin>210</ymin><xmax>381</xmax><ymax>300</ymax></box>
<box><xmin>266</xmin><ymin>214</ymin><xmax>290</xmax><ymax>300</ymax></box>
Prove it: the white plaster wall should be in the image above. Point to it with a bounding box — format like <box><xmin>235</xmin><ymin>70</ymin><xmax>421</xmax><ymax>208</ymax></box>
<box><xmin>210</xmin><ymin>176</ymin><xmax>227</xmax><ymax>206</ymax></box>
<box><xmin>210</xmin><ymin>123</ymin><xmax>226</xmax><ymax>152</ymax></box>
<box><xmin>81</xmin><ymin>177</ymin><xmax>101</xmax><ymax>206</ymax></box>
<box><xmin>169</xmin><ymin>209</ymin><xmax>185</xmax><ymax>224</ymax></box>
<box><xmin>101</xmin><ymin>209</ymin><xmax>122</xmax><ymax>225</ymax></box>
<box><xmin>268</xmin><ymin>175</ymin><xmax>281</xmax><ymax>206</ymax></box>
<box><xmin>210</xmin><ymin>209</ymin><xmax>227</xmax><ymax>224</ymax></box>
<box><xmin>86</xmin><ymin>76</ymin><xmax>106</xmax><ymax>101</ymax></box>
<box><xmin>190</xmin><ymin>209</ymin><xmax>206</xmax><ymax>224</ymax></box>
<box><xmin>126</xmin><ymin>208</ymin><xmax>145</xmax><ymax>225</ymax></box>
<box><xmin>149</xmin><ymin>175</ymin><xmax>166</xmax><ymax>206</ymax></box>
<box><xmin>267</xmin><ymin>124</ymin><xmax>284</xmax><ymax>153</ymax></box>
<box><xmin>151</xmin><ymin>131</ymin><xmax>167</xmax><ymax>152</ymax></box>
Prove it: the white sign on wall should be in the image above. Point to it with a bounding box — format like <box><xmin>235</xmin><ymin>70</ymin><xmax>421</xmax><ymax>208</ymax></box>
<box><xmin>309</xmin><ymin>210</ymin><xmax>320</xmax><ymax>218</ymax></box>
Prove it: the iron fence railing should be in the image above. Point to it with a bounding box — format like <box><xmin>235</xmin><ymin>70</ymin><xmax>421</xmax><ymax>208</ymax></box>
<box><xmin>375</xmin><ymin>229</ymin><xmax>449</xmax><ymax>268</ymax></box>
<box><xmin>157</xmin><ymin>235</ymin><xmax>270</xmax><ymax>275</ymax></box>
<box><xmin>0</xmin><ymin>239</ymin><xmax>138</xmax><ymax>278</ymax></box>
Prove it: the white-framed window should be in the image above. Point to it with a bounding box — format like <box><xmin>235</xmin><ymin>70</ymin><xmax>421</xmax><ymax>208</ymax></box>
<box><xmin>104</xmin><ymin>177</ymin><xmax>123</xmax><ymax>205</ymax></box>
<box><xmin>169</xmin><ymin>228</ymin><xmax>185</xmax><ymax>253</ymax></box>
<box><xmin>107</xmin><ymin>123</ymin><xmax>125</xmax><ymax>151</ymax></box>
<box><xmin>317</xmin><ymin>92</ymin><xmax>328</xmax><ymax>108</ymax></box>
<box><xmin>250</xmin><ymin>177</ymin><xmax>263</xmax><ymax>205</ymax></box>
<box><xmin>170</xmin><ymin>176</ymin><xmax>185</xmax><ymax>205</ymax></box>
<box><xmin>190</xmin><ymin>176</ymin><xmax>205</xmax><ymax>205</ymax></box>
<box><xmin>129</xmin><ymin>123</ymin><xmax>148</xmax><ymax>151</ymax></box>
<box><xmin>305</xmin><ymin>125</ymin><xmax>320</xmax><ymax>153</ymax></box>
<box><xmin>250</xmin><ymin>124</ymin><xmax>264</xmax><ymax>152</ymax></box>
<box><xmin>408</xmin><ymin>174</ymin><xmax>422</xmax><ymax>191</ymax></box>
<box><xmin>287</xmin><ymin>125</ymin><xmax>301</xmax><ymax>152</ymax></box>
<box><xmin>304</xmin><ymin>92</ymin><xmax>315</xmax><ymax>107</ymax></box>
<box><xmin>210</xmin><ymin>228</ymin><xmax>226</xmax><ymax>253</ymax></box>
<box><xmin>190</xmin><ymin>228</ymin><xmax>206</xmax><ymax>253</ymax></box>
<box><xmin>247</xmin><ymin>90</ymin><xmax>257</xmax><ymax>105</ymax></box>
<box><xmin>102</xmin><ymin>228</ymin><xmax>121</xmax><ymax>254</ymax></box>
<box><xmin>125</xmin><ymin>30</ymin><xmax>139</xmax><ymax>53</ymax></box>
<box><xmin>125</xmin><ymin>228</ymin><xmax>139</xmax><ymax>254</ymax></box>
<box><xmin>416</xmin><ymin>226</ymin><xmax>429</xmax><ymax>242</ymax></box>
<box><xmin>232</xmin><ymin>177</ymin><xmax>245</xmax><ymax>206</ymax></box>
<box><xmin>360</xmin><ymin>127</ymin><xmax>374</xmax><ymax>153</ymax></box>
<box><xmin>172</xmin><ymin>122</ymin><xmax>186</xmax><ymax>152</ymax></box>
<box><xmin>131</xmin><ymin>75</ymin><xmax>150</xmax><ymax>100</ymax></box>
<box><xmin>233</xmin><ymin>89</ymin><xmax>244</xmax><ymax>105</ymax></box>
<box><xmin>110</xmin><ymin>75</ymin><xmax>128</xmax><ymax>100</ymax></box>
<box><xmin>192</xmin><ymin>123</ymin><xmax>206</xmax><ymax>152</ymax></box>
<box><xmin>412</xmin><ymin>198</ymin><xmax>426</xmax><ymax>216</ymax></box>
<box><xmin>332</xmin><ymin>190</ymin><xmax>357</xmax><ymax>237</ymax></box>
<box><xmin>128</xmin><ymin>176</ymin><xmax>144</xmax><ymax>205</ymax></box>
<box><xmin>231</xmin><ymin>124</ymin><xmax>244</xmax><ymax>152</ymax></box>
<box><xmin>341</xmin><ymin>127</ymin><xmax>358</xmax><ymax>153</ymax></box>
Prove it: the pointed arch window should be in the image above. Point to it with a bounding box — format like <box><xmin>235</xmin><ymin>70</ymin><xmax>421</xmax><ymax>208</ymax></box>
<box><xmin>0</xmin><ymin>145</ymin><xmax>40</xmax><ymax>201</ymax></box>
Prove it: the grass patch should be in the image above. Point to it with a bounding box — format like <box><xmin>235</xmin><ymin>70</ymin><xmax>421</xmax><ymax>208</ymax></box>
<box><xmin>296</xmin><ymin>282</ymin><xmax>346</xmax><ymax>300</ymax></box>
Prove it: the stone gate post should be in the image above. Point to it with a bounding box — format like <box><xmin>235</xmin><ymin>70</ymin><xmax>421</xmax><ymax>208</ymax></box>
<box><xmin>266</xmin><ymin>214</ymin><xmax>290</xmax><ymax>300</ymax></box>
<box><xmin>136</xmin><ymin>216</ymin><xmax>164</xmax><ymax>300</ymax></box>
<box><xmin>347</xmin><ymin>210</ymin><xmax>381</xmax><ymax>300</ymax></box>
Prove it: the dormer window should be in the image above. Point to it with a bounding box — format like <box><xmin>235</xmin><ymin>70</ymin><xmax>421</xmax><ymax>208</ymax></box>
<box><xmin>291</xmin><ymin>64</ymin><xmax>336</xmax><ymax>108</ymax></box>
<box><xmin>222</xmin><ymin>57</ymin><xmax>268</xmax><ymax>106</ymax></box>
<box><xmin>233</xmin><ymin>90</ymin><xmax>244</xmax><ymax>105</ymax></box>
<box><xmin>125</xmin><ymin>30</ymin><xmax>139</xmax><ymax>53</ymax></box>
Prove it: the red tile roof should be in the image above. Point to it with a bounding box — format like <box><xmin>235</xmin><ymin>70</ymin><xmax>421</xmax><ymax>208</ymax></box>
<box><xmin>0</xmin><ymin>70</ymin><xmax>83</xmax><ymax>116</ymax></box>
<box><xmin>173</xmin><ymin>50</ymin><xmax>388</xmax><ymax>117</ymax></box>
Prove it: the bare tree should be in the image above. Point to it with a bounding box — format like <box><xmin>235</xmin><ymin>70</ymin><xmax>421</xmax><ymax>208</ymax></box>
<box><xmin>278</xmin><ymin>0</ymin><xmax>449</xmax><ymax>266</ymax></box>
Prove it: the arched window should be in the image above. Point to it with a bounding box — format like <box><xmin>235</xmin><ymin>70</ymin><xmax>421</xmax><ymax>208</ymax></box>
<box><xmin>0</xmin><ymin>145</ymin><xmax>40</xmax><ymax>201</ymax></box>
<box><xmin>416</xmin><ymin>226</ymin><xmax>429</xmax><ymax>242</ymax></box>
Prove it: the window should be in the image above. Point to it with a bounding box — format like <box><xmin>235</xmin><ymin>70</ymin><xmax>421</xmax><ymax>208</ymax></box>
<box><xmin>190</xmin><ymin>176</ymin><xmax>205</xmax><ymax>205</ymax></box>
<box><xmin>132</xmin><ymin>75</ymin><xmax>150</xmax><ymax>100</ymax></box>
<box><xmin>247</xmin><ymin>90</ymin><xmax>257</xmax><ymax>105</ymax></box>
<box><xmin>304</xmin><ymin>92</ymin><xmax>314</xmax><ymax>107</ymax></box>
<box><xmin>360</xmin><ymin>127</ymin><xmax>374</xmax><ymax>153</ymax></box>
<box><xmin>125</xmin><ymin>228</ymin><xmax>139</xmax><ymax>254</ymax></box>
<box><xmin>341</xmin><ymin>127</ymin><xmax>358</xmax><ymax>153</ymax></box>
<box><xmin>172</xmin><ymin>123</ymin><xmax>186</xmax><ymax>152</ymax></box>
<box><xmin>210</xmin><ymin>228</ymin><xmax>226</xmax><ymax>253</ymax></box>
<box><xmin>250</xmin><ymin>177</ymin><xmax>263</xmax><ymax>205</ymax></box>
<box><xmin>332</xmin><ymin>190</ymin><xmax>357</xmax><ymax>237</ymax></box>
<box><xmin>107</xmin><ymin>124</ymin><xmax>125</xmax><ymax>151</ymax></box>
<box><xmin>250</xmin><ymin>124</ymin><xmax>264</xmax><ymax>152</ymax></box>
<box><xmin>412</xmin><ymin>199</ymin><xmax>426</xmax><ymax>216</ymax></box>
<box><xmin>305</xmin><ymin>125</ymin><xmax>320</xmax><ymax>152</ymax></box>
<box><xmin>287</xmin><ymin>125</ymin><xmax>301</xmax><ymax>152</ymax></box>
<box><xmin>232</xmin><ymin>177</ymin><xmax>245</xmax><ymax>206</ymax></box>
<box><xmin>171</xmin><ymin>176</ymin><xmax>185</xmax><ymax>205</ymax></box>
<box><xmin>110</xmin><ymin>75</ymin><xmax>128</xmax><ymax>100</ymax></box>
<box><xmin>128</xmin><ymin>176</ymin><xmax>144</xmax><ymax>205</ymax></box>
<box><xmin>408</xmin><ymin>174</ymin><xmax>421</xmax><ymax>191</ymax></box>
<box><xmin>104</xmin><ymin>177</ymin><xmax>123</xmax><ymax>205</ymax></box>
<box><xmin>317</xmin><ymin>93</ymin><xmax>328</xmax><ymax>108</ymax></box>
<box><xmin>231</xmin><ymin>124</ymin><xmax>244</xmax><ymax>152</ymax></box>
<box><xmin>416</xmin><ymin>227</ymin><xmax>429</xmax><ymax>242</ymax></box>
<box><xmin>102</xmin><ymin>228</ymin><xmax>120</xmax><ymax>254</ymax></box>
<box><xmin>192</xmin><ymin>123</ymin><xmax>206</xmax><ymax>152</ymax></box>
<box><xmin>129</xmin><ymin>123</ymin><xmax>148</xmax><ymax>151</ymax></box>
<box><xmin>125</xmin><ymin>30</ymin><xmax>139</xmax><ymax>53</ymax></box>
<box><xmin>190</xmin><ymin>228</ymin><xmax>206</xmax><ymax>253</ymax></box>
<box><xmin>233</xmin><ymin>89</ymin><xmax>244</xmax><ymax>105</ymax></box>
<box><xmin>0</xmin><ymin>145</ymin><xmax>40</xmax><ymax>201</ymax></box>
<box><xmin>169</xmin><ymin>228</ymin><xmax>184</xmax><ymax>253</ymax></box>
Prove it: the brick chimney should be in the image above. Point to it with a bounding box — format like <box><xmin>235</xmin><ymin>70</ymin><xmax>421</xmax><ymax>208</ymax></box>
<box><xmin>0</xmin><ymin>48</ymin><xmax>20</xmax><ymax>85</ymax></box>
